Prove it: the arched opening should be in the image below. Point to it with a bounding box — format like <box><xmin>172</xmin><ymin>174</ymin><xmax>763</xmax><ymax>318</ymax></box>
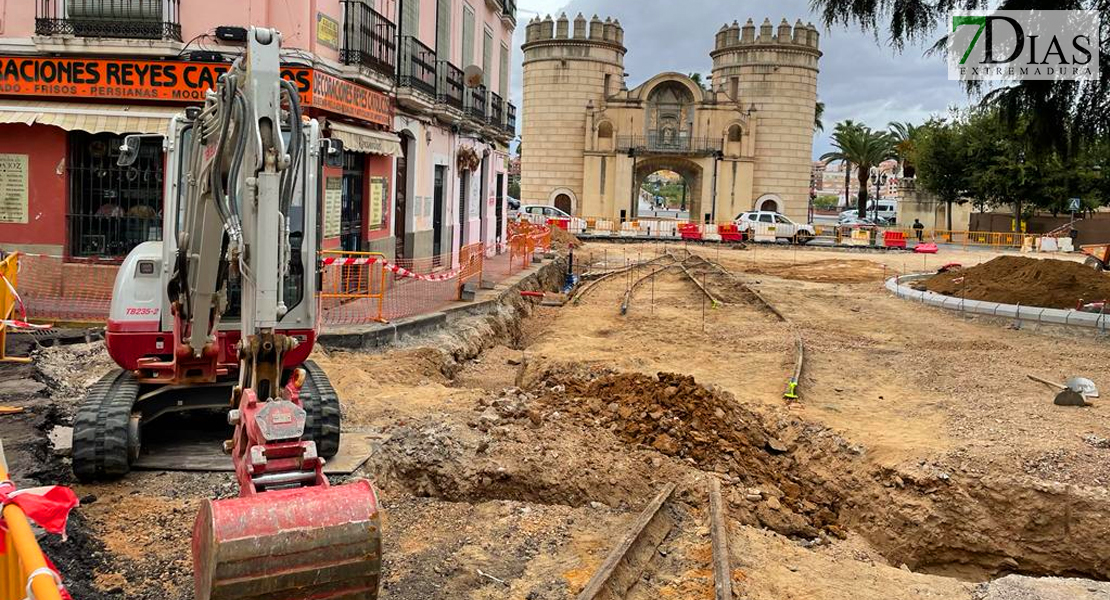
<box><xmin>727</xmin><ymin>124</ymin><xmax>742</xmax><ymax>142</ymax></box>
<box><xmin>638</xmin><ymin>169</ymin><xmax>691</xmax><ymax>219</ymax></box>
<box><xmin>554</xmin><ymin>193</ymin><xmax>572</xmax><ymax>214</ymax></box>
<box><xmin>646</xmin><ymin>81</ymin><xmax>695</xmax><ymax>151</ymax></box>
<box><xmin>756</xmin><ymin>194</ymin><xmax>782</xmax><ymax>213</ymax></box>
<box><xmin>633</xmin><ymin>157</ymin><xmax>704</xmax><ymax>221</ymax></box>
<box><xmin>597</xmin><ymin>121</ymin><xmax>614</xmax><ymax>152</ymax></box>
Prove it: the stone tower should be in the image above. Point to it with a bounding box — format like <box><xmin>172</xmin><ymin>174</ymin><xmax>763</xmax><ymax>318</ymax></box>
<box><xmin>712</xmin><ymin>18</ymin><xmax>821</xmax><ymax>221</ymax></box>
<box><xmin>520</xmin><ymin>13</ymin><xmax>626</xmax><ymax>212</ymax></box>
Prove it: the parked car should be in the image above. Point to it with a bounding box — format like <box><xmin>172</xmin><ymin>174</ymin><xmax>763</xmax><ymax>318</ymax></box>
<box><xmin>521</xmin><ymin>204</ymin><xmax>571</xmax><ymax>218</ymax></box>
<box><xmin>840</xmin><ymin>200</ymin><xmax>897</xmax><ymax>224</ymax></box>
<box><xmin>507</xmin><ymin>196</ymin><xmax>521</xmax><ymax>210</ymax></box>
<box><xmin>734</xmin><ymin>211</ymin><xmax>815</xmax><ymax>244</ymax></box>
<box><xmin>838</xmin><ymin>215</ymin><xmax>887</xmax><ymax>227</ymax></box>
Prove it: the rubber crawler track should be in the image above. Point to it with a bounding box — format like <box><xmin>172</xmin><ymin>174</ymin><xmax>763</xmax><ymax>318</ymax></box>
<box><xmin>301</xmin><ymin>360</ymin><xmax>342</xmax><ymax>459</ymax></box>
<box><xmin>72</xmin><ymin>368</ymin><xmax>138</xmax><ymax>482</ymax></box>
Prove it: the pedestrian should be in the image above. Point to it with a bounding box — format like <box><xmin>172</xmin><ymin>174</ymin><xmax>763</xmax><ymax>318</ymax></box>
<box><xmin>912</xmin><ymin>218</ymin><xmax>924</xmax><ymax>242</ymax></box>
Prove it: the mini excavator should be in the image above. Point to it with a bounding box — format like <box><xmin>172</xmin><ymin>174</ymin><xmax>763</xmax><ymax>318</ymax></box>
<box><xmin>70</xmin><ymin>28</ymin><xmax>381</xmax><ymax>599</ymax></box>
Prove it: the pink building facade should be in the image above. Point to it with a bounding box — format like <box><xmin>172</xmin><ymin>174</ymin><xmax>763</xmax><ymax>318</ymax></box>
<box><xmin>0</xmin><ymin>0</ymin><xmax>515</xmax><ymax>267</ymax></box>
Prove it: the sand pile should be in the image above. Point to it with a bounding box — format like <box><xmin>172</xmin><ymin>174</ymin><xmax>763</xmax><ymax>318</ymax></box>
<box><xmin>549</xmin><ymin>225</ymin><xmax>582</xmax><ymax>250</ymax></box>
<box><xmin>923</xmin><ymin>255</ymin><xmax>1110</xmax><ymax>309</ymax></box>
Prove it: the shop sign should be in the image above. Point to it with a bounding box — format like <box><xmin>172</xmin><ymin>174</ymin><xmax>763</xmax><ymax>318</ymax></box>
<box><xmin>369</xmin><ymin>177</ymin><xmax>387</xmax><ymax>231</ymax></box>
<box><xmin>0</xmin><ymin>56</ymin><xmax>392</xmax><ymax>127</ymax></box>
<box><xmin>0</xmin><ymin>154</ymin><xmax>28</xmax><ymax>224</ymax></box>
<box><xmin>305</xmin><ymin>71</ymin><xmax>392</xmax><ymax>128</ymax></box>
<box><xmin>323</xmin><ymin>177</ymin><xmax>342</xmax><ymax>238</ymax></box>
<box><xmin>317</xmin><ymin>12</ymin><xmax>340</xmax><ymax>50</ymax></box>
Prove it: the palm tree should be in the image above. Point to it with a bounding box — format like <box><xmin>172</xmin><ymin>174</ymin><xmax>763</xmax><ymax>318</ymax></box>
<box><xmin>888</xmin><ymin>121</ymin><xmax>920</xmax><ymax>178</ymax></box>
<box><xmin>824</xmin><ymin>120</ymin><xmax>861</xmax><ymax>209</ymax></box>
<box><xmin>814</xmin><ymin>101</ymin><xmax>825</xmax><ymax>132</ymax></box>
<box><xmin>821</xmin><ymin>125</ymin><xmax>896</xmax><ymax>218</ymax></box>
<box><xmin>688</xmin><ymin>73</ymin><xmax>706</xmax><ymax>89</ymax></box>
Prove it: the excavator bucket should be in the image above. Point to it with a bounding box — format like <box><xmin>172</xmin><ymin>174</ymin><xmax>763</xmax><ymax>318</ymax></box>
<box><xmin>192</xmin><ymin>480</ymin><xmax>382</xmax><ymax>600</ymax></box>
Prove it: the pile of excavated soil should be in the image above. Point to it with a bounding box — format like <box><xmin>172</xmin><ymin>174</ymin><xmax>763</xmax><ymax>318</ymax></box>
<box><xmin>549</xmin><ymin>226</ymin><xmax>582</xmax><ymax>251</ymax></box>
<box><xmin>922</xmin><ymin>255</ymin><xmax>1110</xmax><ymax>309</ymax></box>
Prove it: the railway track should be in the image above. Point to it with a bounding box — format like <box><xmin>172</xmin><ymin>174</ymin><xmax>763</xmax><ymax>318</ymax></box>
<box><xmin>584</xmin><ymin>249</ymin><xmax>809</xmax><ymax>402</ymax></box>
<box><xmin>575</xmin><ymin>479</ymin><xmax>734</xmax><ymax>600</ymax></box>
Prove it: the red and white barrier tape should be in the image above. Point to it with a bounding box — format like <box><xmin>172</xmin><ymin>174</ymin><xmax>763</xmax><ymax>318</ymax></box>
<box><xmin>1</xmin><ymin>263</ymin><xmax>53</xmax><ymax>331</ymax></box>
<box><xmin>319</xmin><ymin>256</ymin><xmax>464</xmax><ymax>282</ymax></box>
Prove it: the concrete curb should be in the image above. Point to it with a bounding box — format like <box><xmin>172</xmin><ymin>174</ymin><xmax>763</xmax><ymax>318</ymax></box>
<box><xmin>886</xmin><ymin>274</ymin><xmax>1110</xmax><ymax>331</ymax></box>
<box><xmin>318</xmin><ymin>256</ymin><xmax>566</xmax><ymax>351</ymax></box>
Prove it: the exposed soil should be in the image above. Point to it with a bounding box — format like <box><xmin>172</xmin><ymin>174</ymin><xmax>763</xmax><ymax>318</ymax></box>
<box><xmin>6</xmin><ymin>243</ymin><xmax>1110</xmax><ymax>600</ymax></box>
<box><xmin>923</xmin><ymin>255</ymin><xmax>1110</xmax><ymax>308</ymax></box>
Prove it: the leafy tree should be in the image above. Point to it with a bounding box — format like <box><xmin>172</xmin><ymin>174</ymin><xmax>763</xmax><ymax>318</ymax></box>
<box><xmin>688</xmin><ymin>72</ymin><xmax>706</xmax><ymax>89</ymax></box>
<box><xmin>814</xmin><ymin>100</ymin><xmax>825</xmax><ymax>132</ymax></box>
<box><xmin>913</xmin><ymin>119</ymin><xmax>967</xmax><ymax>230</ymax></box>
<box><xmin>821</xmin><ymin>125</ymin><xmax>896</xmax><ymax>217</ymax></box>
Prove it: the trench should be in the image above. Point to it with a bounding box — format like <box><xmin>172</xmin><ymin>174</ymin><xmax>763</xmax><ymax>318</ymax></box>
<box><xmin>361</xmin><ymin>255</ymin><xmax>1110</xmax><ymax>588</ymax></box>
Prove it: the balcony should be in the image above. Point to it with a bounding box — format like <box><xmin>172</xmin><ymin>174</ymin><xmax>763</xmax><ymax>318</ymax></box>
<box><xmin>502</xmin><ymin>0</ymin><xmax>517</xmax><ymax>26</ymax></box>
<box><xmin>436</xmin><ymin>61</ymin><xmax>464</xmax><ymax>111</ymax></box>
<box><xmin>340</xmin><ymin>0</ymin><xmax>397</xmax><ymax>81</ymax></box>
<box><xmin>465</xmin><ymin>85</ymin><xmax>487</xmax><ymax>122</ymax></box>
<box><xmin>488</xmin><ymin>92</ymin><xmax>504</xmax><ymax>128</ymax></box>
<box><xmin>505</xmin><ymin>102</ymin><xmax>517</xmax><ymax>134</ymax></box>
<box><xmin>398</xmin><ymin>36</ymin><xmax>437</xmax><ymax>98</ymax></box>
<box><xmin>36</xmin><ymin>0</ymin><xmax>181</xmax><ymax>41</ymax></box>
<box><xmin>616</xmin><ymin>134</ymin><xmax>724</xmax><ymax>156</ymax></box>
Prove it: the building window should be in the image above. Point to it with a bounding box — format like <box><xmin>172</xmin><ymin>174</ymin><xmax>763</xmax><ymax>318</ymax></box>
<box><xmin>68</xmin><ymin>131</ymin><xmax>164</xmax><ymax>259</ymax></box>
<box><xmin>402</xmin><ymin>0</ymin><xmax>420</xmax><ymax>38</ymax></box>
<box><xmin>499</xmin><ymin>43</ymin><xmax>510</xmax><ymax>98</ymax></box>
<box><xmin>462</xmin><ymin>4</ymin><xmax>475</xmax><ymax>67</ymax></box>
<box><xmin>600</xmin><ymin>157</ymin><xmax>607</xmax><ymax>193</ymax></box>
<box><xmin>483</xmin><ymin>28</ymin><xmax>493</xmax><ymax>86</ymax></box>
<box><xmin>436</xmin><ymin>0</ymin><xmax>452</xmax><ymax>60</ymax></box>
<box><xmin>604</xmin><ymin>74</ymin><xmax>611</xmax><ymax>97</ymax></box>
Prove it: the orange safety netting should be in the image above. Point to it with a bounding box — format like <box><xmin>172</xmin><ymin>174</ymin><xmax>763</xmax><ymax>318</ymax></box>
<box><xmin>11</xmin><ymin>254</ymin><xmax>117</xmax><ymax>323</ymax></box>
<box><xmin>14</xmin><ymin>245</ymin><xmax>525</xmax><ymax>328</ymax></box>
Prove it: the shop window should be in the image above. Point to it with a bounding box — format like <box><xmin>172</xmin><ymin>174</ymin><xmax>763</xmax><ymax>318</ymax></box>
<box><xmin>68</xmin><ymin>131</ymin><xmax>165</xmax><ymax>259</ymax></box>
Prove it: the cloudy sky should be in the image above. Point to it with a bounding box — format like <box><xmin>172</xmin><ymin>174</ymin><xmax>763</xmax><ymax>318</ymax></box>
<box><xmin>509</xmin><ymin>0</ymin><xmax>972</xmax><ymax>158</ymax></box>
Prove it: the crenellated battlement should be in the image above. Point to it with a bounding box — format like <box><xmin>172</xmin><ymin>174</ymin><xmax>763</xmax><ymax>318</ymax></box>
<box><xmin>523</xmin><ymin>13</ymin><xmax>625</xmax><ymax>48</ymax></box>
<box><xmin>714</xmin><ymin>18</ymin><xmax>820</xmax><ymax>51</ymax></box>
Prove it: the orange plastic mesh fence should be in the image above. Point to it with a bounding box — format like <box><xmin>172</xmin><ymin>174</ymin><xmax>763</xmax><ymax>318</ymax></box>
<box><xmin>318</xmin><ymin>251</ymin><xmax>388</xmax><ymax>325</ymax></box>
<box><xmin>12</xmin><ymin>253</ymin><xmax>117</xmax><ymax>322</ymax></box>
<box><xmin>14</xmin><ymin>245</ymin><xmax>524</xmax><ymax>328</ymax></box>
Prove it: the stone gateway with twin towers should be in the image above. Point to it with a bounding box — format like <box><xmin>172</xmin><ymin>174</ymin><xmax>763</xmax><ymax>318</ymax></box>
<box><xmin>520</xmin><ymin>14</ymin><xmax>822</xmax><ymax>224</ymax></box>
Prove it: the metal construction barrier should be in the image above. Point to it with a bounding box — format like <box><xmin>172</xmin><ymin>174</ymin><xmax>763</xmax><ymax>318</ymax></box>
<box><xmin>318</xmin><ymin>250</ymin><xmax>387</xmax><ymax>325</ymax></box>
<box><xmin>1</xmin><ymin>442</ymin><xmax>75</xmax><ymax>600</ymax></box>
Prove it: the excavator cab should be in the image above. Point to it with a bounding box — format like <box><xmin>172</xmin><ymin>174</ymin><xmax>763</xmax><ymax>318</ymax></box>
<box><xmin>73</xmin><ymin>27</ymin><xmax>382</xmax><ymax>600</ymax></box>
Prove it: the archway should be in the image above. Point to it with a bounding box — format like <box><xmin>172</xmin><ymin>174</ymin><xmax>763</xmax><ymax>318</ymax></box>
<box><xmin>547</xmin><ymin>187</ymin><xmax>578</xmax><ymax>216</ymax></box>
<box><xmin>755</xmin><ymin>194</ymin><xmax>782</xmax><ymax>213</ymax></box>
<box><xmin>633</xmin><ymin>157</ymin><xmax>704</xmax><ymax>221</ymax></box>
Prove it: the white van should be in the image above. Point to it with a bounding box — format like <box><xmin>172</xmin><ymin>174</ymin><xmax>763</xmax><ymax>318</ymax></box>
<box><xmin>840</xmin><ymin>200</ymin><xmax>897</xmax><ymax>224</ymax></box>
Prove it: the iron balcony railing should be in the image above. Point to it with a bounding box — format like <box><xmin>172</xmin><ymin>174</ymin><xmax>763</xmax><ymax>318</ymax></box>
<box><xmin>36</xmin><ymin>0</ymin><xmax>181</xmax><ymax>40</ymax></box>
<box><xmin>488</xmin><ymin>92</ymin><xmax>504</xmax><ymax>127</ymax></box>
<box><xmin>616</xmin><ymin>134</ymin><xmax>724</xmax><ymax>156</ymax></box>
<box><xmin>502</xmin><ymin>0</ymin><xmax>517</xmax><ymax>23</ymax></box>
<box><xmin>505</xmin><ymin>102</ymin><xmax>517</xmax><ymax>134</ymax></box>
<box><xmin>340</xmin><ymin>0</ymin><xmax>397</xmax><ymax>79</ymax></box>
<box><xmin>465</xmin><ymin>85</ymin><xmax>487</xmax><ymax>121</ymax></box>
<box><xmin>436</xmin><ymin>60</ymin><xmax>464</xmax><ymax>110</ymax></box>
<box><xmin>398</xmin><ymin>36</ymin><xmax>437</xmax><ymax>97</ymax></box>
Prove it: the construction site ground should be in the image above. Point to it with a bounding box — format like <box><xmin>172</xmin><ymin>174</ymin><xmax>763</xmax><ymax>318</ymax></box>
<box><xmin>4</xmin><ymin>241</ymin><xmax>1110</xmax><ymax>599</ymax></box>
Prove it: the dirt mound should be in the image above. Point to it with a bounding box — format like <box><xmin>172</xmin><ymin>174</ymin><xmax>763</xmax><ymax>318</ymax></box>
<box><xmin>549</xmin><ymin>226</ymin><xmax>582</xmax><ymax>251</ymax></box>
<box><xmin>921</xmin><ymin>256</ymin><xmax>1110</xmax><ymax>309</ymax></box>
